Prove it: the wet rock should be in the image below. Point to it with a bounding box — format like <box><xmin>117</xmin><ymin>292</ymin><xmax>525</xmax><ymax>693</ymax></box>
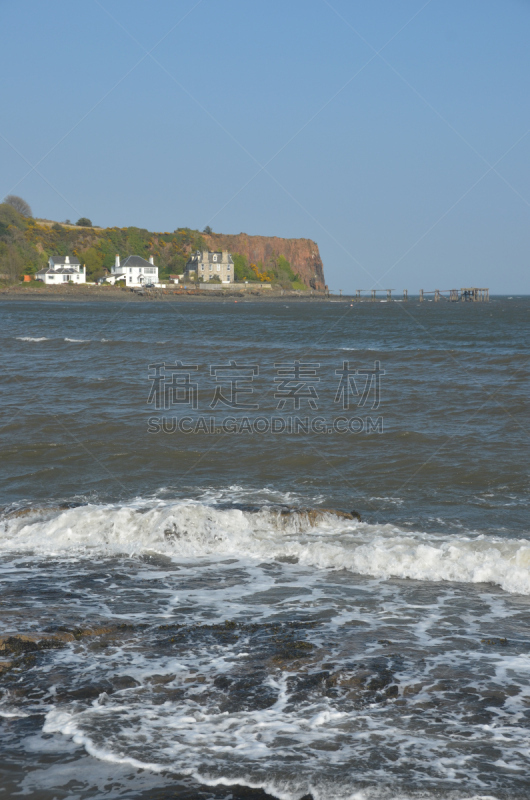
<box><xmin>0</xmin><ymin>626</ymin><xmax>127</xmax><ymax>662</ymax></box>
<box><xmin>270</xmin><ymin>639</ymin><xmax>314</xmax><ymax>666</ymax></box>
<box><xmin>3</xmin><ymin>507</ymin><xmax>36</xmax><ymax>519</ymax></box>
<box><xmin>152</xmin><ymin>688</ymin><xmax>186</xmax><ymax>704</ymax></box>
<box><xmin>214</xmin><ymin>503</ymin><xmax>361</xmax><ymax>524</ymax></box>
<box><xmin>313</xmin><ymin>508</ymin><xmax>361</xmax><ymax>522</ymax></box>
<box><xmin>0</xmin><ymin>635</ymin><xmax>67</xmax><ymax>654</ymax></box>
<box><xmin>145</xmin><ymin>673</ymin><xmax>176</xmax><ymax>685</ymax></box>
<box><xmin>72</xmin><ymin>625</ymin><xmax>117</xmax><ymax>639</ymax></box>
<box><xmin>112</xmin><ymin>675</ymin><xmax>141</xmax><ymax>690</ymax></box>
<box><xmin>402</xmin><ymin>683</ymin><xmax>425</xmax><ymax>697</ymax></box>
<box><xmin>280</xmin><ymin>508</ymin><xmax>361</xmax><ymax>524</ymax></box>
<box><xmin>54</xmin><ymin>681</ymin><xmax>115</xmax><ymax>702</ymax></box>
<box><xmin>184</xmin><ymin>674</ymin><xmax>207</xmax><ymax>684</ymax></box>
<box><xmin>286</xmin><ymin>670</ymin><xmax>333</xmax><ymax>704</ymax></box>
<box><xmin>2</xmin><ymin>504</ymin><xmax>81</xmax><ymax>520</ymax></box>
<box><xmin>309</xmin><ymin>741</ymin><xmax>341</xmax><ymax>751</ymax></box>
<box><xmin>367</xmin><ymin>670</ymin><xmax>394</xmax><ymax>691</ymax></box>
<box><xmin>213</xmin><ymin>675</ymin><xmax>232</xmax><ymax>690</ymax></box>
<box><xmin>365</xmin><ymin>658</ymin><xmax>396</xmax><ymax>693</ymax></box>
<box><xmin>218</xmin><ymin>671</ymin><xmax>278</xmax><ymax>712</ymax></box>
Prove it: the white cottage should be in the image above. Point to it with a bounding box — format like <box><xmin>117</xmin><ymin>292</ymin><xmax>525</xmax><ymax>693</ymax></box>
<box><xmin>35</xmin><ymin>255</ymin><xmax>86</xmax><ymax>284</ymax></box>
<box><xmin>107</xmin><ymin>255</ymin><xmax>159</xmax><ymax>287</ymax></box>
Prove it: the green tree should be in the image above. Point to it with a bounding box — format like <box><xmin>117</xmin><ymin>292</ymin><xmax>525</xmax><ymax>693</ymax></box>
<box><xmin>233</xmin><ymin>253</ymin><xmax>256</xmax><ymax>282</ymax></box>
<box><xmin>76</xmin><ymin>217</ymin><xmax>92</xmax><ymax>227</ymax></box>
<box><xmin>78</xmin><ymin>246</ymin><xmax>105</xmax><ymax>281</ymax></box>
<box><xmin>0</xmin><ymin>241</ymin><xmax>23</xmax><ymax>282</ymax></box>
<box><xmin>0</xmin><ymin>202</ymin><xmax>27</xmax><ymax>231</ymax></box>
<box><xmin>267</xmin><ymin>254</ymin><xmax>305</xmax><ymax>289</ymax></box>
<box><xmin>4</xmin><ymin>195</ymin><xmax>32</xmax><ymax>217</ymax></box>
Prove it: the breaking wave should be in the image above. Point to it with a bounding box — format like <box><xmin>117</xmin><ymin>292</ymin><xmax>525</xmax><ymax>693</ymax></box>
<box><xmin>2</xmin><ymin>501</ymin><xmax>529</xmax><ymax>595</ymax></box>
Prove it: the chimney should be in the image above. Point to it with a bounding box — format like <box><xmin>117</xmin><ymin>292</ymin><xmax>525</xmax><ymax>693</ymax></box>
<box><xmin>149</xmin><ymin>256</ymin><xmax>154</xmax><ymax>265</ymax></box>
<box><xmin>115</xmin><ymin>254</ymin><xmax>120</xmax><ymax>269</ymax></box>
<box><xmin>65</xmin><ymin>255</ymin><xmax>70</xmax><ymax>264</ymax></box>
<box><xmin>222</xmin><ymin>250</ymin><xmax>228</xmax><ymax>262</ymax></box>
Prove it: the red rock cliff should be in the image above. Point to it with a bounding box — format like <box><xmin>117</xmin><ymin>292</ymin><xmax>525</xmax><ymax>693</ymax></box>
<box><xmin>202</xmin><ymin>232</ymin><xmax>326</xmax><ymax>290</ymax></box>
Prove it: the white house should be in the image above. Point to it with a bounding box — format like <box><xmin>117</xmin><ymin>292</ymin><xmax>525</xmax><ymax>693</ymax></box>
<box><xmin>35</xmin><ymin>255</ymin><xmax>86</xmax><ymax>284</ymax></box>
<box><xmin>106</xmin><ymin>255</ymin><xmax>159</xmax><ymax>287</ymax></box>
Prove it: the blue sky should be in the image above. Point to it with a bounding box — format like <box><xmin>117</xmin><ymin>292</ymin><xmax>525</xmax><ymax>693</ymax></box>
<box><xmin>1</xmin><ymin>0</ymin><xmax>529</xmax><ymax>293</ymax></box>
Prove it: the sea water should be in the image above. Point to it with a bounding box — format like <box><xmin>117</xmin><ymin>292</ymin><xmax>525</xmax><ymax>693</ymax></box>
<box><xmin>0</xmin><ymin>297</ymin><xmax>529</xmax><ymax>800</ymax></box>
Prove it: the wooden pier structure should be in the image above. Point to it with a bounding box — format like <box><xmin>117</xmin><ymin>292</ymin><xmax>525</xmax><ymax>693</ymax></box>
<box><xmin>355</xmin><ymin>289</ymin><xmax>396</xmax><ymax>301</ymax></box>
<box><xmin>351</xmin><ymin>288</ymin><xmax>489</xmax><ymax>302</ymax></box>
<box><xmin>419</xmin><ymin>288</ymin><xmax>489</xmax><ymax>302</ymax></box>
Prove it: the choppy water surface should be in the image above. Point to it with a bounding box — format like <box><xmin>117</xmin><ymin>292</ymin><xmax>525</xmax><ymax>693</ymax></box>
<box><xmin>0</xmin><ymin>297</ymin><xmax>529</xmax><ymax>800</ymax></box>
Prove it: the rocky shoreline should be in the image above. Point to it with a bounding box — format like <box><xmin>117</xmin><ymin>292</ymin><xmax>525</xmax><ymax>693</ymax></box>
<box><xmin>0</xmin><ymin>284</ymin><xmax>334</xmax><ymax>303</ymax></box>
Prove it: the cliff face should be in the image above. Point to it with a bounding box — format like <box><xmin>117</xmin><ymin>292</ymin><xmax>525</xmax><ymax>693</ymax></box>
<box><xmin>203</xmin><ymin>232</ymin><xmax>326</xmax><ymax>291</ymax></box>
<box><xmin>0</xmin><ymin>202</ymin><xmax>327</xmax><ymax>288</ymax></box>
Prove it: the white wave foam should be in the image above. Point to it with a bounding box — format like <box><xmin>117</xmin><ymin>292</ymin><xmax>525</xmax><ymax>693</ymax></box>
<box><xmin>1</xmin><ymin>501</ymin><xmax>529</xmax><ymax>595</ymax></box>
<box><xmin>43</xmin><ymin>673</ymin><xmax>513</xmax><ymax>800</ymax></box>
<box><xmin>369</xmin><ymin>496</ymin><xmax>404</xmax><ymax>505</ymax></box>
<box><xmin>0</xmin><ymin>708</ymin><xmax>29</xmax><ymax>719</ymax></box>
<box><xmin>64</xmin><ymin>338</ymin><xmax>90</xmax><ymax>343</ymax></box>
<box><xmin>15</xmin><ymin>336</ymin><xmax>49</xmax><ymax>342</ymax></box>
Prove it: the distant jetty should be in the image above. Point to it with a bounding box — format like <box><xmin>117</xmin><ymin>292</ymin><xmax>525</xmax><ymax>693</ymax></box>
<box><xmin>344</xmin><ymin>287</ymin><xmax>489</xmax><ymax>302</ymax></box>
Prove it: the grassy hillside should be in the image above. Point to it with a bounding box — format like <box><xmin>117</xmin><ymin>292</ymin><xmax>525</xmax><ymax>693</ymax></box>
<box><xmin>0</xmin><ymin>206</ymin><xmax>306</xmax><ymax>288</ymax></box>
<box><xmin>0</xmin><ymin>206</ymin><xmax>206</xmax><ymax>283</ymax></box>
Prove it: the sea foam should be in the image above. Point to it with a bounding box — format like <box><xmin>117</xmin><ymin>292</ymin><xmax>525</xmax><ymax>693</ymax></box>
<box><xmin>1</xmin><ymin>502</ymin><xmax>529</xmax><ymax>595</ymax></box>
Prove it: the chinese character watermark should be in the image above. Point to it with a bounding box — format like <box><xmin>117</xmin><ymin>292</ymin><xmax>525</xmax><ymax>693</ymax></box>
<box><xmin>210</xmin><ymin>361</ymin><xmax>259</xmax><ymax>409</ymax></box>
<box><xmin>146</xmin><ymin>359</ymin><xmax>385</xmax><ymax>434</ymax></box>
<box><xmin>274</xmin><ymin>361</ymin><xmax>320</xmax><ymax>410</ymax></box>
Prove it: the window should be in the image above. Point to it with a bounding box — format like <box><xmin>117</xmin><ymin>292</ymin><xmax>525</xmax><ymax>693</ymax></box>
<box><xmin>213</xmin><ymin>254</ymin><xmax>217</xmax><ymax>262</ymax></box>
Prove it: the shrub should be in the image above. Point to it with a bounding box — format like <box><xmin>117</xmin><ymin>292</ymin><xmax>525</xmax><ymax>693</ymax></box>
<box><xmin>0</xmin><ymin>202</ymin><xmax>27</xmax><ymax>231</ymax></box>
<box><xmin>78</xmin><ymin>246</ymin><xmax>105</xmax><ymax>281</ymax></box>
<box><xmin>233</xmin><ymin>253</ymin><xmax>256</xmax><ymax>282</ymax></box>
<box><xmin>76</xmin><ymin>217</ymin><xmax>92</xmax><ymax>227</ymax></box>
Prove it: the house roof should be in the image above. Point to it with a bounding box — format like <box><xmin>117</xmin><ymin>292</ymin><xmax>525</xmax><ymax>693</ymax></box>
<box><xmin>186</xmin><ymin>251</ymin><xmax>233</xmax><ymax>265</ymax></box>
<box><xmin>37</xmin><ymin>267</ymin><xmax>78</xmax><ymax>275</ymax></box>
<box><xmin>121</xmin><ymin>255</ymin><xmax>156</xmax><ymax>268</ymax></box>
<box><xmin>50</xmin><ymin>256</ymin><xmax>81</xmax><ymax>266</ymax></box>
